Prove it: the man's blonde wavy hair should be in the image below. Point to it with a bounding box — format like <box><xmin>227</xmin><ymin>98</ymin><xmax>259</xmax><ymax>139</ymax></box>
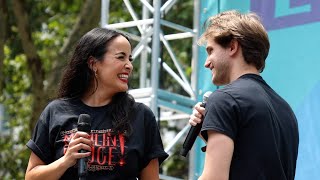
<box><xmin>198</xmin><ymin>10</ymin><xmax>270</xmax><ymax>72</ymax></box>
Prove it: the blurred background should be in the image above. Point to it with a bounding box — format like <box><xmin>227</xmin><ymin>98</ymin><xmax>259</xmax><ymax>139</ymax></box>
<box><xmin>0</xmin><ymin>0</ymin><xmax>319</xmax><ymax>179</ymax></box>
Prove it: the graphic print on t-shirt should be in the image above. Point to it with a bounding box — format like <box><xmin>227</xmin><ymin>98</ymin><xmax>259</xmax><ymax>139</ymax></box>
<box><xmin>61</xmin><ymin>128</ymin><xmax>126</xmax><ymax>172</ymax></box>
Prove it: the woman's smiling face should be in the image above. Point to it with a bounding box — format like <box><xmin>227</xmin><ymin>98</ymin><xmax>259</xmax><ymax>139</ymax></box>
<box><xmin>94</xmin><ymin>35</ymin><xmax>133</xmax><ymax>95</ymax></box>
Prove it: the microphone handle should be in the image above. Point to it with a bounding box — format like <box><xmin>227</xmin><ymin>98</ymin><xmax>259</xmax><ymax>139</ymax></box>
<box><xmin>78</xmin><ymin>149</ymin><xmax>88</xmax><ymax>180</ymax></box>
<box><xmin>180</xmin><ymin>122</ymin><xmax>203</xmax><ymax>157</ymax></box>
<box><xmin>78</xmin><ymin>131</ymin><xmax>90</xmax><ymax>180</ymax></box>
<box><xmin>180</xmin><ymin>103</ymin><xmax>206</xmax><ymax>157</ymax></box>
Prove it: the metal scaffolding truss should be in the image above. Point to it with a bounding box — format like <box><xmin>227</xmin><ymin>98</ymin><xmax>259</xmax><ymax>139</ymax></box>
<box><xmin>101</xmin><ymin>0</ymin><xmax>200</xmax><ymax>179</ymax></box>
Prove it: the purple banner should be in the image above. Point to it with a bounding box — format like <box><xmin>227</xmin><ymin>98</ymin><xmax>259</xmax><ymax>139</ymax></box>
<box><xmin>251</xmin><ymin>0</ymin><xmax>320</xmax><ymax>30</ymax></box>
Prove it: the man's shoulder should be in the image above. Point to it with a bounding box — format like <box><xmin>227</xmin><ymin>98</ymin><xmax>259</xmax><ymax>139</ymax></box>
<box><xmin>223</xmin><ymin>74</ymin><xmax>266</xmax><ymax>94</ymax></box>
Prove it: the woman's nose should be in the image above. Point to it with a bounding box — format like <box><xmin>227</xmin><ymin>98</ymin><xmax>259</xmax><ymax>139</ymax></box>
<box><xmin>125</xmin><ymin>61</ymin><xmax>133</xmax><ymax>71</ymax></box>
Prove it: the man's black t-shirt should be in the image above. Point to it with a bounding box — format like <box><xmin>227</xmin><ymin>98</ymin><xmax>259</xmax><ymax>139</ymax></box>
<box><xmin>201</xmin><ymin>74</ymin><xmax>299</xmax><ymax>180</ymax></box>
<box><xmin>27</xmin><ymin>98</ymin><xmax>168</xmax><ymax>179</ymax></box>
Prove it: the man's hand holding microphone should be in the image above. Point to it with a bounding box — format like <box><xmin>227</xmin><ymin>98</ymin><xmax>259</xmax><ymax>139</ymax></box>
<box><xmin>180</xmin><ymin>91</ymin><xmax>212</xmax><ymax>157</ymax></box>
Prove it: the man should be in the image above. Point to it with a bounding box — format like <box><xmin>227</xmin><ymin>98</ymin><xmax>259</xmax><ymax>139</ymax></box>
<box><xmin>189</xmin><ymin>10</ymin><xmax>299</xmax><ymax>180</ymax></box>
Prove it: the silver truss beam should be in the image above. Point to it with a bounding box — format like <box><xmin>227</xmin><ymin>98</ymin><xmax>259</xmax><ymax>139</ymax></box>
<box><xmin>189</xmin><ymin>0</ymin><xmax>201</xmax><ymax>178</ymax></box>
<box><xmin>140</xmin><ymin>0</ymin><xmax>150</xmax><ymax>88</ymax></box>
<box><xmin>105</xmin><ymin>18</ymin><xmax>154</xmax><ymax>29</ymax></box>
<box><xmin>160</xmin><ymin>60</ymin><xmax>193</xmax><ymax>96</ymax></box>
<box><xmin>160</xmin><ymin>32</ymin><xmax>194</xmax><ymax>97</ymax></box>
<box><xmin>140</xmin><ymin>0</ymin><xmax>154</xmax><ymax>13</ymax></box>
<box><xmin>132</xmin><ymin>27</ymin><xmax>153</xmax><ymax>58</ymax></box>
<box><xmin>150</xmin><ymin>0</ymin><xmax>161</xmax><ymax>119</ymax></box>
<box><xmin>160</xmin><ymin>0</ymin><xmax>178</xmax><ymax>14</ymax></box>
<box><xmin>164</xmin><ymin>32</ymin><xmax>194</xmax><ymax>40</ymax></box>
<box><xmin>123</xmin><ymin>0</ymin><xmax>144</xmax><ymax>33</ymax></box>
<box><xmin>161</xmin><ymin>19</ymin><xmax>195</xmax><ymax>33</ymax></box>
<box><xmin>100</xmin><ymin>0</ymin><xmax>110</xmax><ymax>27</ymax></box>
<box><xmin>165</xmin><ymin>124</ymin><xmax>190</xmax><ymax>155</ymax></box>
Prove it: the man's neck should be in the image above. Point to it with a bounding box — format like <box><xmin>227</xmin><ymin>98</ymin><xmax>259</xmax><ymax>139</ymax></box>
<box><xmin>230</xmin><ymin>63</ymin><xmax>260</xmax><ymax>82</ymax></box>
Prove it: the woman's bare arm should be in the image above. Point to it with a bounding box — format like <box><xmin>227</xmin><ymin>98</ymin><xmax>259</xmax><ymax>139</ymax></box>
<box><xmin>140</xmin><ymin>158</ymin><xmax>160</xmax><ymax>180</ymax></box>
<box><xmin>25</xmin><ymin>132</ymin><xmax>92</xmax><ymax>180</ymax></box>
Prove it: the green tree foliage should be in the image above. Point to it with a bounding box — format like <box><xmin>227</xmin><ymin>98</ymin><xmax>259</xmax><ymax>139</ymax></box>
<box><xmin>0</xmin><ymin>0</ymin><xmax>100</xmax><ymax>178</ymax></box>
<box><xmin>0</xmin><ymin>49</ymin><xmax>32</xmax><ymax>179</ymax></box>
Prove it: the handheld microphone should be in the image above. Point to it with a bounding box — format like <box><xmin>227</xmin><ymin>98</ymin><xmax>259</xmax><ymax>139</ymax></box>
<box><xmin>180</xmin><ymin>91</ymin><xmax>212</xmax><ymax>157</ymax></box>
<box><xmin>77</xmin><ymin>114</ymin><xmax>91</xmax><ymax>180</ymax></box>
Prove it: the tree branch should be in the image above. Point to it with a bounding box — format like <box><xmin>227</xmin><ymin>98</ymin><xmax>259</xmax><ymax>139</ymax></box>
<box><xmin>12</xmin><ymin>0</ymin><xmax>47</xmax><ymax>131</ymax></box>
<box><xmin>48</xmin><ymin>0</ymin><xmax>101</xmax><ymax>92</ymax></box>
<box><xmin>0</xmin><ymin>0</ymin><xmax>8</xmax><ymax>93</ymax></box>
<box><xmin>60</xmin><ymin>0</ymin><xmax>101</xmax><ymax>57</ymax></box>
<box><xmin>12</xmin><ymin>0</ymin><xmax>101</xmax><ymax>131</ymax></box>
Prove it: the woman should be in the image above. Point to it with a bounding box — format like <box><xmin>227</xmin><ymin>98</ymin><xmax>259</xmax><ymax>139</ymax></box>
<box><xmin>25</xmin><ymin>28</ymin><xmax>168</xmax><ymax>180</ymax></box>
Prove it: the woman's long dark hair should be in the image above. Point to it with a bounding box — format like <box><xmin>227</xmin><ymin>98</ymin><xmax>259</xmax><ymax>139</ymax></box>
<box><xmin>58</xmin><ymin>27</ymin><xmax>135</xmax><ymax>136</ymax></box>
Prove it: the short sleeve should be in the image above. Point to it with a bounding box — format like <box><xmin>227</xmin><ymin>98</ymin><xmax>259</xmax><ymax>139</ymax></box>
<box><xmin>141</xmin><ymin>105</ymin><xmax>168</xmax><ymax>168</ymax></box>
<box><xmin>201</xmin><ymin>91</ymin><xmax>240</xmax><ymax>142</ymax></box>
<box><xmin>26</xmin><ymin>108</ymin><xmax>53</xmax><ymax>164</ymax></box>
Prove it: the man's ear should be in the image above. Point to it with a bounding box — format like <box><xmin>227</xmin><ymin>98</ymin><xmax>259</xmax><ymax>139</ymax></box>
<box><xmin>229</xmin><ymin>39</ymin><xmax>239</xmax><ymax>56</ymax></box>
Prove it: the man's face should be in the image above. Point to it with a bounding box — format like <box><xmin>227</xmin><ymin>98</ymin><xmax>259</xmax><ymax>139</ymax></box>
<box><xmin>204</xmin><ymin>38</ymin><xmax>231</xmax><ymax>86</ymax></box>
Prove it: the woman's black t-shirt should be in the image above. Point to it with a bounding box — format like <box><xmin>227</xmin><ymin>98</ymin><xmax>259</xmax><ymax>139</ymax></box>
<box><xmin>27</xmin><ymin>98</ymin><xmax>168</xmax><ymax>180</ymax></box>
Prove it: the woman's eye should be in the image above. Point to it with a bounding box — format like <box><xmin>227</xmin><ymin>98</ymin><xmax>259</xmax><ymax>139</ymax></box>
<box><xmin>129</xmin><ymin>57</ymin><xmax>133</xmax><ymax>62</ymax></box>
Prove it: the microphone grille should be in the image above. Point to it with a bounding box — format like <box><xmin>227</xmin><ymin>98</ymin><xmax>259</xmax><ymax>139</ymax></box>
<box><xmin>78</xmin><ymin>114</ymin><xmax>91</xmax><ymax>125</ymax></box>
<box><xmin>203</xmin><ymin>91</ymin><xmax>212</xmax><ymax>103</ymax></box>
